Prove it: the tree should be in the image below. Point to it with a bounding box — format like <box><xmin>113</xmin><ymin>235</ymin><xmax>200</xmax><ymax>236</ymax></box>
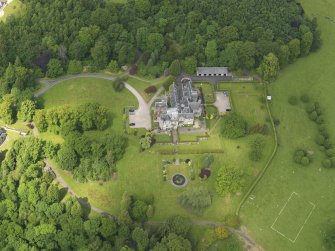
<box><xmin>47</xmin><ymin>59</ymin><xmax>63</xmax><ymax>78</ymax></box>
<box><xmin>134</xmin><ymin>0</ymin><xmax>151</xmax><ymax>17</ymax></box>
<box><xmin>160</xmin><ymin>216</ymin><xmax>191</xmax><ymax>238</ymax></box>
<box><xmin>113</xmin><ymin>78</ymin><xmax>125</xmax><ymax>92</ymax></box>
<box><xmin>18</xmin><ymin>99</ymin><xmax>36</xmax><ymax>122</ymax></box>
<box><xmin>0</xmin><ymin>94</ymin><xmax>16</xmax><ymax>124</ymax></box>
<box><xmin>146</xmin><ymin>33</ymin><xmax>164</xmax><ymax>52</ymax></box>
<box><xmin>219</xmin><ymin>26</ymin><xmax>239</xmax><ymax>45</ymax></box>
<box><xmin>91</xmin><ymin>38</ymin><xmax>110</xmax><ymax>69</ymax></box>
<box><xmin>154</xmin><ymin>233</ymin><xmax>192</xmax><ymax>251</ymax></box>
<box><xmin>140</xmin><ymin>132</ymin><xmax>153</xmax><ymax>150</ymax></box>
<box><xmin>278</xmin><ymin>45</ymin><xmax>290</xmax><ymax>67</ymax></box>
<box><xmin>205</xmin><ymin>40</ymin><xmax>218</xmax><ymax>65</ymax></box>
<box><xmin>120</xmin><ymin>192</ymin><xmax>132</xmax><ymax>225</ymax></box>
<box><xmin>258</xmin><ymin>53</ymin><xmax>280</xmax><ymax>82</ymax></box>
<box><xmin>324</xmin><ymin>227</ymin><xmax>335</xmax><ymax>250</ymax></box>
<box><xmin>214</xmin><ymin>226</ymin><xmax>230</xmax><ymax>239</ymax></box>
<box><xmin>67</xmin><ymin>60</ymin><xmax>83</xmax><ymax>75</ymax></box>
<box><xmin>107</xmin><ymin>60</ymin><xmax>119</xmax><ymax>73</ymax></box>
<box><xmin>132</xmin><ymin>227</ymin><xmax>149</xmax><ymax>251</ymax></box>
<box><xmin>178</xmin><ymin>187</ymin><xmax>211</xmax><ymax>215</ymax></box>
<box><xmin>182</xmin><ymin>56</ymin><xmax>197</xmax><ymax>75</ymax></box>
<box><xmin>288</xmin><ymin>39</ymin><xmax>301</xmax><ymax>62</ymax></box>
<box><xmin>169</xmin><ymin>60</ymin><xmax>181</xmax><ymax>76</ymax></box>
<box><xmin>221</xmin><ymin>113</ymin><xmax>248</xmax><ymax>139</ymax></box>
<box><xmin>56</xmin><ymin>144</ymin><xmax>78</xmax><ymax>171</ymax></box>
<box><xmin>130</xmin><ymin>200</ymin><xmax>148</xmax><ymax>222</ymax></box>
<box><xmin>301</xmin><ymin>32</ymin><xmax>313</xmax><ymax>56</ymax></box>
<box><xmin>216</xmin><ymin>166</ymin><xmax>243</xmax><ymax>195</ymax></box>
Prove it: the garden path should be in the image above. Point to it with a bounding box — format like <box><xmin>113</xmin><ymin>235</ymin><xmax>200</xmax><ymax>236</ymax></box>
<box><xmin>35</xmin><ymin>73</ymin><xmax>152</xmax><ymax>129</ymax></box>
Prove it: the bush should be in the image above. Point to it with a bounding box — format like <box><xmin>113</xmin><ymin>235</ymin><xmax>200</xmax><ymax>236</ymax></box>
<box><xmin>163</xmin><ymin>76</ymin><xmax>174</xmax><ymax>91</ymax></box>
<box><xmin>178</xmin><ymin>187</ymin><xmax>211</xmax><ymax>215</ymax></box>
<box><xmin>249</xmin><ymin>124</ymin><xmax>269</xmax><ymax>135</ymax></box>
<box><xmin>273</xmin><ymin>117</ymin><xmax>280</xmax><ymax>126</ymax></box>
<box><xmin>221</xmin><ymin>113</ymin><xmax>248</xmax><ymax>139</ymax></box>
<box><xmin>322</xmin><ymin>159</ymin><xmax>332</xmax><ymax>168</ymax></box>
<box><xmin>215</xmin><ymin>166</ymin><xmax>243</xmax><ymax>195</ymax></box>
<box><xmin>316</xmin><ymin>135</ymin><xmax>325</xmax><ymax>145</ymax></box>
<box><xmin>300</xmin><ymin>94</ymin><xmax>310</xmax><ymax>103</ymax></box>
<box><xmin>249</xmin><ymin>137</ymin><xmax>265</xmax><ymax>162</ymax></box>
<box><xmin>324</xmin><ymin>139</ymin><xmax>333</xmax><ymax>149</ymax></box>
<box><xmin>316</xmin><ymin>116</ymin><xmax>325</xmax><ymax>124</ymax></box>
<box><xmin>214</xmin><ymin>226</ymin><xmax>230</xmax><ymax>239</ymax></box>
<box><xmin>144</xmin><ymin>86</ymin><xmax>157</xmax><ymax>94</ymax></box>
<box><xmin>288</xmin><ymin>96</ymin><xmax>299</xmax><ymax>105</ymax></box>
<box><xmin>67</xmin><ymin>60</ymin><xmax>83</xmax><ymax>75</ymax></box>
<box><xmin>113</xmin><ymin>77</ymin><xmax>125</xmax><ymax>92</ymax></box>
<box><xmin>308</xmin><ymin>111</ymin><xmax>318</xmax><ymax>121</ymax></box>
<box><xmin>326</xmin><ymin>149</ymin><xmax>335</xmax><ymax>158</ymax></box>
<box><xmin>293</xmin><ymin>149</ymin><xmax>311</xmax><ymax>166</ymax></box>
<box><xmin>305</xmin><ymin>103</ymin><xmax>315</xmax><ymax>113</ymax></box>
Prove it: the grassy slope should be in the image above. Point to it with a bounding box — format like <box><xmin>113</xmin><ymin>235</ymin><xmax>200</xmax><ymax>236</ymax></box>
<box><xmin>240</xmin><ymin>1</ymin><xmax>335</xmax><ymax>250</ymax></box>
<box><xmin>39</xmin><ymin>77</ymin><xmax>138</xmax><ymax>133</ymax></box>
<box><xmin>0</xmin><ymin>0</ymin><xmax>23</xmax><ymax>21</ymax></box>
<box><xmin>40</xmin><ymin>77</ymin><xmax>273</xmax><ymax>223</ymax></box>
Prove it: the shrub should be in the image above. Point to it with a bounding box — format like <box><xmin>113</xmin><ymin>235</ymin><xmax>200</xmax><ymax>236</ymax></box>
<box><xmin>305</xmin><ymin>103</ymin><xmax>315</xmax><ymax>113</ymax></box>
<box><xmin>113</xmin><ymin>78</ymin><xmax>125</xmax><ymax>92</ymax></box>
<box><xmin>324</xmin><ymin>227</ymin><xmax>335</xmax><ymax>250</ymax></box>
<box><xmin>324</xmin><ymin>139</ymin><xmax>333</xmax><ymax>149</ymax></box>
<box><xmin>273</xmin><ymin>117</ymin><xmax>280</xmax><ymax>126</ymax></box>
<box><xmin>67</xmin><ymin>60</ymin><xmax>83</xmax><ymax>74</ymax></box>
<box><xmin>300</xmin><ymin>94</ymin><xmax>310</xmax><ymax>103</ymax></box>
<box><xmin>308</xmin><ymin>111</ymin><xmax>318</xmax><ymax>121</ymax></box>
<box><xmin>316</xmin><ymin>116</ymin><xmax>325</xmax><ymax>124</ymax></box>
<box><xmin>220</xmin><ymin>113</ymin><xmax>248</xmax><ymax>139</ymax></box>
<box><xmin>288</xmin><ymin>96</ymin><xmax>299</xmax><ymax>105</ymax></box>
<box><xmin>249</xmin><ymin>124</ymin><xmax>269</xmax><ymax>135</ymax></box>
<box><xmin>215</xmin><ymin>166</ymin><xmax>243</xmax><ymax>195</ymax></box>
<box><xmin>301</xmin><ymin>156</ymin><xmax>310</xmax><ymax>166</ymax></box>
<box><xmin>178</xmin><ymin>187</ymin><xmax>211</xmax><ymax>215</ymax></box>
<box><xmin>163</xmin><ymin>76</ymin><xmax>175</xmax><ymax>91</ymax></box>
<box><xmin>214</xmin><ymin>226</ymin><xmax>230</xmax><ymax>239</ymax></box>
<box><xmin>316</xmin><ymin>135</ymin><xmax>325</xmax><ymax>145</ymax></box>
<box><xmin>144</xmin><ymin>86</ymin><xmax>157</xmax><ymax>94</ymax></box>
<box><xmin>249</xmin><ymin>137</ymin><xmax>265</xmax><ymax>162</ymax></box>
<box><xmin>293</xmin><ymin>149</ymin><xmax>311</xmax><ymax>166</ymax></box>
<box><xmin>199</xmin><ymin>168</ymin><xmax>211</xmax><ymax>179</ymax></box>
<box><xmin>326</xmin><ymin>149</ymin><xmax>335</xmax><ymax>158</ymax></box>
<box><xmin>322</xmin><ymin>159</ymin><xmax>332</xmax><ymax>168</ymax></box>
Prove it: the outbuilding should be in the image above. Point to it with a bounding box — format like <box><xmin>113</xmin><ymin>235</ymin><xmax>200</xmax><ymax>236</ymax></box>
<box><xmin>196</xmin><ymin>67</ymin><xmax>232</xmax><ymax>77</ymax></box>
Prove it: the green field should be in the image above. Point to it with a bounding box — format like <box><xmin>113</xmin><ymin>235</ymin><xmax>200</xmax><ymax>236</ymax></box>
<box><xmin>240</xmin><ymin>0</ymin><xmax>335</xmax><ymax>250</ymax></box>
<box><xmin>0</xmin><ymin>0</ymin><xmax>23</xmax><ymax>21</ymax></box>
<box><xmin>38</xmin><ymin>76</ymin><xmax>274</xmax><ymax>225</ymax></box>
<box><xmin>194</xmin><ymin>82</ymin><xmax>216</xmax><ymax>104</ymax></box>
<box><xmin>39</xmin><ymin>77</ymin><xmax>138</xmax><ymax>132</ymax></box>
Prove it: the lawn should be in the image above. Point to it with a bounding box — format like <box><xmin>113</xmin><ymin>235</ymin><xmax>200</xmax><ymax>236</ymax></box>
<box><xmin>39</xmin><ymin>77</ymin><xmax>138</xmax><ymax>132</ymax></box>
<box><xmin>0</xmin><ymin>0</ymin><xmax>23</xmax><ymax>21</ymax></box>
<box><xmin>37</xmin><ymin>75</ymin><xmax>274</xmax><ymax>224</ymax></box>
<box><xmin>240</xmin><ymin>1</ymin><xmax>335</xmax><ymax>250</ymax></box>
<box><xmin>126</xmin><ymin>76</ymin><xmax>170</xmax><ymax>102</ymax></box>
<box><xmin>194</xmin><ymin>82</ymin><xmax>216</xmax><ymax>104</ymax></box>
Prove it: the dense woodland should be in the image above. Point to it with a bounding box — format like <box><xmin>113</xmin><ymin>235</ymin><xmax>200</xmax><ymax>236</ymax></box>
<box><xmin>0</xmin><ymin>0</ymin><xmax>320</xmax><ymax>81</ymax></box>
<box><xmin>0</xmin><ymin>137</ymin><xmax>197</xmax><ymax>250</ymax></box>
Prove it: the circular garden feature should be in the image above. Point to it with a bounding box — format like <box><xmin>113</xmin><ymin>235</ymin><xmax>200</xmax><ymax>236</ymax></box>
<box><xmin>171</xmin><ymin>174</ymin><xmax>188</xmax><ymax>188</ymax></box>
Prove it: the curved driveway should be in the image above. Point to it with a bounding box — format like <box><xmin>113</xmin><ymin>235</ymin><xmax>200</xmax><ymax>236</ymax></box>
<box><xmin>35</xmin><ymin>73</ymin><xmax>152</xmax><ymax>130</ymax></box>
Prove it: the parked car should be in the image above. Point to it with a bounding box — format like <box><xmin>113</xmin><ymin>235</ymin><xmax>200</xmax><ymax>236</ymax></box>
<box><xmin>129</xmin><ymin>123</ymin><xmax>135</xmax><ymax>126</ymax></box>
<box><xmin>26</xmin><ymin>124</ymin><xmax>34</xmax><ymax>129</ymax></box>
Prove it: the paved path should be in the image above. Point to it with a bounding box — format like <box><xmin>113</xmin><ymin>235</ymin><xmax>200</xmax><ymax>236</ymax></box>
<box><xmin>35</xmin><ymin>73</ymin><xmax>152</xmax><ymax>130</ymax></box>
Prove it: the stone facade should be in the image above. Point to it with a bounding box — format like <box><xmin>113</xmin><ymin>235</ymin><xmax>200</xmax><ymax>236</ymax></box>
<box><xmin>154</xmin><ymin>77</ymin><xmax>203</xmax><ymax>130</ymax></box>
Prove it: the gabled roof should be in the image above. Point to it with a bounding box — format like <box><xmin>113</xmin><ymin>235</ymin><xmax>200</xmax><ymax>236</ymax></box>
<box><xmin>196</xmin><ymin>67</ymin><xmax>230</xmax><ymax>75</ymax></box>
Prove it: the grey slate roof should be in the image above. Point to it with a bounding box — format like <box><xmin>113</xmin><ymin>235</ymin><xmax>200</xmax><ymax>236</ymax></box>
<box><xmin>196</xmin><ymin>67</ymin><xmax>231</xmax><ymax>76</ymax></box>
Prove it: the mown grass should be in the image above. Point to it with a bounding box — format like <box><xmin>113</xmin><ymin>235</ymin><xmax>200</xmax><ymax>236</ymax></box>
<box><xmin>240</xmin><ymin>1</ymin><xmax>335</xmax><ymax>250</ymax></box>
<box><xmin>194</xmin><ymin>82</ymin><xmax>216</xmax><ymax>104</ymax></box>
<box><xmin>0</xmin><ymin>0</ymin><xmax>23</xmax><ymax>21</ymax></box>
<box><xmin>39</xmin><ymin>77</ymin><xmax>138</xmax><ymax>133</ymax></box>
<box><xmin>39</xmin><ymin>75</ymin><xmax>273</xmax><ymax>224</ymax></box>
